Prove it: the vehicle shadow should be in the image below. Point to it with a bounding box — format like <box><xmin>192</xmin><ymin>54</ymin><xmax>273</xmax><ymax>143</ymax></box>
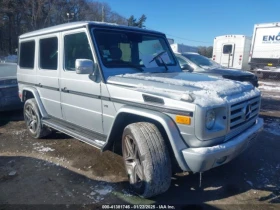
<box><xmin>44</xmin><ymin>131</ymin><xmax>74</xmax><ymax>140</ymax></box>
<box><xmin>0</xmin><ymin>110</ymin><xmax>24</xmax><ymax>127</ymax></box>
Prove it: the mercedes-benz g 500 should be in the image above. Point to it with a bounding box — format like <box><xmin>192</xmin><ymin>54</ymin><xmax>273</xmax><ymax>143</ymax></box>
<box><xmin>17</xmin><ymin>21</ymin><xmax>263</xmax><ymax>198</ymax></box>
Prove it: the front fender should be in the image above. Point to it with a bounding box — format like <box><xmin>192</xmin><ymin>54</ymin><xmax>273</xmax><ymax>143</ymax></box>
<box><xmin>102</xmin><ymin>105</ymin><xmax>190</xmax><ymax>171</ymax></box>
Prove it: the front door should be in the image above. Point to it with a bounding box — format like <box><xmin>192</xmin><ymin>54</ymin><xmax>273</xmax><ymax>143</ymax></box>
<box><xmin>60</xmin><ymin>29</ymin><xmax>103</xmax><ymax>133</ymax></box>
<box><xmin>221</xmin><ymin>44</ymin><xmax>235</xmax><ymax>68</ymax></box>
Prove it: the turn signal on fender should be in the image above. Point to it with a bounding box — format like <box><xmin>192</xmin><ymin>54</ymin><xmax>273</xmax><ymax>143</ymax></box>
<box><xmin>175</xmin><ymin>115</ymin><xmax>191</xmax><ymax>125</ymax></box>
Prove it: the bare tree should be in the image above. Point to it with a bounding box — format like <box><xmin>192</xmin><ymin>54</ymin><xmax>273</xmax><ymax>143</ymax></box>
<box><xmin>0</xmin><ymin>0</ymin><xmax>140</xmax><ymax>55</ymax></box>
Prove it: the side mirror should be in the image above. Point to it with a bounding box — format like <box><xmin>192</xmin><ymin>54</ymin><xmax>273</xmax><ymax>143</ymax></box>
<box><xmin>75</xmin><ymin>59</ymin><xmax>95</xmax><ymax>74</ymax></box>
<box><xmin>181</xmin><ymin>64</ymin><xmax>194</xmax><ymax>72</ymax></box>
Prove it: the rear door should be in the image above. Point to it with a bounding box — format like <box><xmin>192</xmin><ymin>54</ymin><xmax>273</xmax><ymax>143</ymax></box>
<box><xmin>36</xmin><ymin>34</ymin><xmax>62</xmax><ymax>119</ymax></box>
<box><xmin>221</xmin><ymin>43</ymin><xmax>235</xmax><ymax>68</ymax></box>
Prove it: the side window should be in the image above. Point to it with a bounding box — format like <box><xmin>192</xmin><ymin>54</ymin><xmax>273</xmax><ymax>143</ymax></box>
<box><xmin>223</xmin><ymin>45</ymin><xmax>232</xmax><ymax>54</ymax></box>
<box><xmin>40</xmin><ymin>37</ymin><xmax>58</xmax><ymax>70</ymax></box>
<box><xmin>19</xmin><ymin>41</ymin><xmax>35</xmax><ymax>69</ymax></box>
<box><xmin>64</xmin><ymin>32</ymin><xmax>93</xmax><ymax>71</ymax></box>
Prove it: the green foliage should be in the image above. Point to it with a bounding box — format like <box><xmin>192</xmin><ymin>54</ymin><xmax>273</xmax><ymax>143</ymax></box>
<box><xmin>198</xmin><ymin>46</ymin><xmax>213</xmax><ymax>58</ymax></box>
<box><xmin>127</xmin><ymin>14</ymin><xmax>147</xmax><ymax>28</ymax></box>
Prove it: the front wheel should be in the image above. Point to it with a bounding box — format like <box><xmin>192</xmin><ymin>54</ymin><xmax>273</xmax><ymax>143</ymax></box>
<box><xmin>122</xmin><ymin>122</ymin><xmax>171</xmax><ymax>198</ymax></box>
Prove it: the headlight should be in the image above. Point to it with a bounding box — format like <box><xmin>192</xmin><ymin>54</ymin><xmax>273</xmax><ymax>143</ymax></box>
<box><xmin>206</xmin><ymin>109</ymin><xmax>216</xmax><ymax>129</ymax></box>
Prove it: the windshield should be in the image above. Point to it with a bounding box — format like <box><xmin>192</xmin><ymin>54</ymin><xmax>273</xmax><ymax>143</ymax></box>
<box><xmin>93</xmin><ymin>29</ymin><xmax>176</xmax><ymax>71</ymax></box>
<box><xmin>183</xmin><ymin>54</ymin><xmax>221</xmax><ymax>69</ymax></box>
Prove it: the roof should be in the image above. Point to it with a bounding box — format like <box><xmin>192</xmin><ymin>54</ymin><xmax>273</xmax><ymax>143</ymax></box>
<box><xmin>214</xmin><ymin>35</ymin><xmax>250</xmax><ymax>39</ymax></box>
<box><xmin>19</xmin><ymin>21</ymin><xmax>164</xmax><ymax>39</ymax></box>
<box><xmin>254</xmin><ymin>22</ymin><xmax>280</xmax><ymax>27</ymax></box>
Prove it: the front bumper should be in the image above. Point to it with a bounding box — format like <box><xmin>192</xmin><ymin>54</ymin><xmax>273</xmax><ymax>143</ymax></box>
<box><xmin>181</xmin><ymin>118</ymin><xmax>263</xmax><ymax>172</ymax></box>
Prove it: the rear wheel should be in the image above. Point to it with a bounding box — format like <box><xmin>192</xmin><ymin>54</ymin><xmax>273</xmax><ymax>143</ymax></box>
<box><xmin>24</xmin><ymin>99</ymin><xmax>51</xmax><ymax>139</ymax></box>
<box><xmin>122</xmin><ymin>122</ymin><xmax>171</xmax><ymax>198</ymax></box>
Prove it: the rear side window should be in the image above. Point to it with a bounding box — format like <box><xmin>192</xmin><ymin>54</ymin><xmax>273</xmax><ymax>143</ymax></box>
<box><xmin>223</xmin><ymin>45</ymin><xmax>232</xmax><ymax>54</ymax></box>
<box><xmin>19</xmin><ymin>41</ymin><xmax>35</xmax><ymax>69</ymax></box>
<box><xmin>40</xmin><ymin>37</ymin><xmax>58</xmax><ymax>70</ymax></box>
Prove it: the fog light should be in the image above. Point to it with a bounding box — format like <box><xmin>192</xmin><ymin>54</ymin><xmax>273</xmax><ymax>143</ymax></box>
<box><xmin>216</xmin><ymin>156</ymin><xmax>227</xmax><ymax>164</ymax></box>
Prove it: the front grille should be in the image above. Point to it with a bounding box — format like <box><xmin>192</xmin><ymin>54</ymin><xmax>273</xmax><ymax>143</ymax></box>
<box><xmin>225</xmin><ymin>118</ymin><xmax>255</xmax><ymax>141</ymax></box>
<box><xmin>224</xmin><ymin>96</ymin><xmax>260</xmax><ymax>142</ymax></box>
<box><xmin>229</xmin><ymin>96</ymin><xmax>260</xmax><ymax>130</ymax></box>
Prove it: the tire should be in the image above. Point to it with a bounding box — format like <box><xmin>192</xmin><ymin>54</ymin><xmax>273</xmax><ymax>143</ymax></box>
<box><xmin>23</xmin><ymin>98</ymin><xmax>51</xmax><ymax>139</ymax></box>
<box><xmin>122</xmin><ymin>122</ymin><xmax>171</xmax><ymax>198</ymax></box>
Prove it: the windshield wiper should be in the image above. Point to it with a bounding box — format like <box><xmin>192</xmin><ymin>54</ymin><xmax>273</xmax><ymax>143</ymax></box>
<box><xmin>149</xmin><ymin>51</ymin><xmax>168</xmax><ymax>71</ymax></box>
<box><xmin>149</xmin><ymin>51</ymin><xmax>166</xmax><ymax>63</ymax></box>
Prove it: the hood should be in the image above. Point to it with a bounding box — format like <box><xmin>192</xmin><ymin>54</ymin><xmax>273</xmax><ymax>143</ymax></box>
<box><xmin>108</xmin><ymin>72</ymin><xmax>258</xmax><ymax>107</ymax></box>
<box><xmin>203</xmin><ymin>67</ymin><xmax>255</xmax><ymax>78</ymax></box>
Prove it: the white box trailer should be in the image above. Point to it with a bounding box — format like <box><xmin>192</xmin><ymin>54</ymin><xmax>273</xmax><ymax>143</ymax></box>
<box><xmin>249</xmin><ymin>22</ymin><xmax>280</xmax><ymax>70</ymax></box>
<box><xmin>212</xmin><ymin>35</ymin><xmax>251</xmax><ymax>70</ymax></box>
<box><xmin>170</xmin><ymin>43</ymin><xmax>198</xmax><ymax>53</ymax></box>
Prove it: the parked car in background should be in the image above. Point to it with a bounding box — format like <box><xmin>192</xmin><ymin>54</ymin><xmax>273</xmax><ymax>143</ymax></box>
<box><xmin>0</xmin><ymin>63</ymin><xmax>23</xmax><ymax>111</ymax></box>
<box><xmin>0</xmin><ymin>55</ymin><xmax>18</xmax><ymax>63</ymax></box>
<box><xmin>175</xmin><ymin>52</ymin><xmax>259</xmax><ymax>87</ymax></box>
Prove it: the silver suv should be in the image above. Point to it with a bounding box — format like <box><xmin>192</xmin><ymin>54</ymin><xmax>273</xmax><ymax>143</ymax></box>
<box><xmin>17</xmin><ymin>21</ymin><xmax>263</xmax><ymax>198</ymax></box>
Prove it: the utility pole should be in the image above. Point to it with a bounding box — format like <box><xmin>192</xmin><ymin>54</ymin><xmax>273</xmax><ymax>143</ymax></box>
<box><xmin>66</xmin><ymin>13</ymin><xmax>74</xmax><ymax>23</ymax></box>
<box><xmin>102</xmin><ymin>5</ymin><xmax>105</xmax><ymax>22</ymax></box>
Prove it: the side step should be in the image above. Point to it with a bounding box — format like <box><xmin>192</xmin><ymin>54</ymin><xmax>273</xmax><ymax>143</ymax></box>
<box><xmin>42</xmin><ymin>117</ymin><xmax>106</xmax><ymax>149</ymax></box>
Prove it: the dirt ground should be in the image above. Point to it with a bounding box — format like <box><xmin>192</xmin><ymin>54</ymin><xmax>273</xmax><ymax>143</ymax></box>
<box><xmin>0</xmin><ymin>83</ymin><xmax>280</xmax><ymax>209</ymax></box>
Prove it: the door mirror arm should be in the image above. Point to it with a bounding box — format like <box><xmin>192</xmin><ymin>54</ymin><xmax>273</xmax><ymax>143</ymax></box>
<box><xmin>181</xmin><ymin>64</ymin><xmax>194</xmax><ymax>72</ymax></box>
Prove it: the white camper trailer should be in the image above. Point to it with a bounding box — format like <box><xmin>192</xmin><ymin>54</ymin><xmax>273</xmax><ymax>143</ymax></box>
<box><xmin>170</xmin><ymin>43</ymin><xmax>198</xmax><ymax>53</ymax></box>
<box><xmin>212</xmin><ymin>35</ymin><xmax>251</xmax><ymax>70</ymax></box>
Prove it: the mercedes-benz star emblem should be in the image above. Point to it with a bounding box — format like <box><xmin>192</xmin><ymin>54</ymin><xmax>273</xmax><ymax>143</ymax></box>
<box><xmin>244</xmin><ymin>103</ymin><xmax>252</xmax><ymax>120</ymax></box>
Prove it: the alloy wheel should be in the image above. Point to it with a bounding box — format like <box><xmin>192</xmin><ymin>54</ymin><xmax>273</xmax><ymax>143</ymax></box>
<box><xmin>24</xmin><ymin>105</ymin><xmax>38</xmax><ymax>135</ymax></box>
<box><xmin>123</xmin><ymin>135</ymin><xmax>145</xmax><ymax>190</ymax></box>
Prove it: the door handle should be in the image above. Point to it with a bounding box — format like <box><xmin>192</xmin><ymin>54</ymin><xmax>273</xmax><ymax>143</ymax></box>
<box><xmin>63</xmin><ymin>87</ymin><xmax>69</xmax><ymax>92</ymax></box>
